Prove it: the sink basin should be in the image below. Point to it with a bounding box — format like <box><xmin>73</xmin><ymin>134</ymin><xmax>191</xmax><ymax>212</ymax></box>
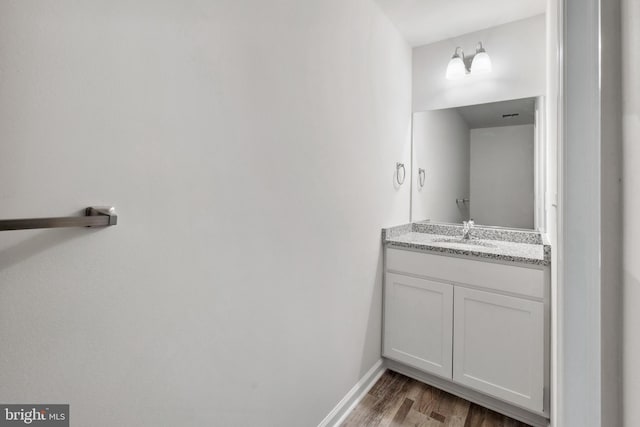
<box><xmin>432</xmin><ymin>237</ymin><xmax>497</xmax><ymax>249</ymax></box>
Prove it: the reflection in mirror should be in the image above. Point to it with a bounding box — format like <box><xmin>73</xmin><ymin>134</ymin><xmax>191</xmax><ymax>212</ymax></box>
<box><xmin>411</xmin><ymin>97</ymin><xmax>543</xmax><ymax>230</ymax></box>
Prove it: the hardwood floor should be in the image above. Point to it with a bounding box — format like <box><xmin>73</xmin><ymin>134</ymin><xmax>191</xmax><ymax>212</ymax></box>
<box><xmin>341</xmin><ymin>371</ymin><xmax>531</xmax><ymax>427</ymax></box>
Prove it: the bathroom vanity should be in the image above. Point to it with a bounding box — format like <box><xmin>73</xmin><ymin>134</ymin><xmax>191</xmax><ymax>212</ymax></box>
<box><xmin>381</xmin><ymin>222</ymin><xmax>550</xmax><ymax>426</ymax></box>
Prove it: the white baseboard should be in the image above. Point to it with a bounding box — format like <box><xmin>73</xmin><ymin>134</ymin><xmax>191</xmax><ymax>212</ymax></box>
<box><xmin>317</xmin><ymin>359</ymin><xmax>386</xmax><ymax>427</ymax></box>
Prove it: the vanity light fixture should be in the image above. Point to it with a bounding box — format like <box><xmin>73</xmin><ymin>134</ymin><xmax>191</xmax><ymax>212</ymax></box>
<box><xmin>470</xmin><ymin>42</ymin><xmax>492</xmax><ymax>75</ymax></box>
<box><xmin>445</xmin><ymin>47</ymin><xmax>467</xmax><ymax>80</ymax></box>
<box><xmin>445</xmin><ymin>42</ymin><xmax>492</xmax><ymax>80</ymax></box>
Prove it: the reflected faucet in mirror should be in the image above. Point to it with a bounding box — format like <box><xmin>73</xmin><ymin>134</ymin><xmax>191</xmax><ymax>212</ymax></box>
<box><xmin>462</xmin><ymin>220</ymin><xmax>475</xmax><ymax>240</ymax></box>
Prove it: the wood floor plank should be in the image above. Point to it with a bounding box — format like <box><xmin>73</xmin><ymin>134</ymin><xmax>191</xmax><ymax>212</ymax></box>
<box><xmin>405</xmin><ymin>409</ymin><xmax>443</xmax><ymax>427</ymax></box>
<box><xmin>415</xmin><ymin>383</ymin><xmax>441</xmax><ymax>415</ymax></box>
<box><xmin>481</xmin><ymin>409</ymin><xmax>503</xmax><ymax>426</ymax></box>
<box><xmin>504</xmin><ymin>418</ymin><xmax>531</xmax><ymax>427</ymax></box>
<box><xmin>433</xmin><ymin>389</ymin><xmax>459</xmax><ymax>420</ymax></box>
<box><xmin>370</xmin><ymin>370</ymin><xmax>404</xmax><ymax>398</ymax></box>
<box><xmin>463</xmin><ymin>403</ymin><xmax>488</xmax><ymax>427</ymax></box>
<box><xmin>405</xmin><ymin>378</ymin><xmax>428</xmax><ymax>402</ymax></box>
<box><xmin>390</xmin><ymin>398</ymin><xmax>415</xmax><ymax>426</ymax></box>
<box><xmin>377</xmin><ymin>383</ymin><xmax>412</xmax><ymax>427</ymax></box>
<box><xmin>342</xmin><ymin>371</ymin><xmax>533</xmax><ymax>427</ymax></box>
<box><xmin>443</xmin><ymin>394</ymin><xmax>471</xmax><ymax>427</ymax></box>
<box><xmin>344</xmin><ymin>372</ymin><xmax>410</xmax><ymax>427</ymax></box>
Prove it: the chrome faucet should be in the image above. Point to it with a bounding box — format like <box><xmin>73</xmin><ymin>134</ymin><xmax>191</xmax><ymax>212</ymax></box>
<box><xmin>462</xmin><ymin>219</ymin><xmax>475</xmax><ymax>240</ymax></box>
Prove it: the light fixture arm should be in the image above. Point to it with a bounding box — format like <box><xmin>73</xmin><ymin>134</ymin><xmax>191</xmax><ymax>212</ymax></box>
<box><xmin>451</xmin><ymin>46</ymin><xmax>472</xmax><ymax>73</ymax></box>
<box><xmin>454</xmin><ymin>47</ymin><xmax>472</xmax><ymax>73</ymax></box>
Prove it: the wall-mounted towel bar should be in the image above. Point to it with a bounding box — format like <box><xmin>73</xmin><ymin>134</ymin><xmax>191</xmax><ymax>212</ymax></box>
<box><xmin>396</xmin><ymin>162</ymin><xmax>406</xmax><ymax>185</ymax></box>
<box><xmin>418</xmin><ymin>168</ymin><xmax>426</xmax><ymax>188</ymax></box>
<box><xmin>0</xmin><ymin>206</ymin><xmax>117</xmax><ymax>231</ymax></box>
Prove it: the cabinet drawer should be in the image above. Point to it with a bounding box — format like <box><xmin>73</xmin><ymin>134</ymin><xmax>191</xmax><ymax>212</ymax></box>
<box><xmin>386</xmin><ymin>248</ymin><xmax>545</xmax><ymax>299</ymax></box>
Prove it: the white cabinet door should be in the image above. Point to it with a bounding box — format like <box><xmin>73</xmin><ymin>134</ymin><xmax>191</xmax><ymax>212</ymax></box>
<box><xmin>384</xmin><ymin>272</ymin><xmax>453</xmax><ymax>379</ymax></box>
<box><xmin>453</xmin><ymin>287</ymin><xmax>544</xmax><ymax>412</ymax></box>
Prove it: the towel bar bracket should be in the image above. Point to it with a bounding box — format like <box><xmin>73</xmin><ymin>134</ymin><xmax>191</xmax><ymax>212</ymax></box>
<box><xmin>86</xmin><ymin>206</ymin><xmax>118</xmax><ymax>226</ymax></box>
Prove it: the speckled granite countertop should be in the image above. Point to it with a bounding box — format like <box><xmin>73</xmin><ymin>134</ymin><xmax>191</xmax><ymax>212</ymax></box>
<box><xmin>382</xmin><ymin>222</ymin><xmax>551</xmax><ymax>266</ymax></box>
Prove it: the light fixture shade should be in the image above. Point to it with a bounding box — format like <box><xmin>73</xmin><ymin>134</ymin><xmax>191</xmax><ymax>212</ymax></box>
<box><xmin>446</xmin><ymin>56</ymin><xmax>466</xmax><ymax>80</ymax></box>
<box><xmin>471</xmin><ymin>51</ymin><xmax>492</xmax><ymax>75</ymax></box>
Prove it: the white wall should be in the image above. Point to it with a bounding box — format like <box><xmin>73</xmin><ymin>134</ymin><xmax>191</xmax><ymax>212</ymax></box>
<box><xmin>0</xmin><ymin>1</ymin><xmax>412</xmax><ymax>426</ymax></box>
<box><xmin>413</xmin><ymin>14</ymin><xmax>546</xmax><ymax>111</ymax></box>
<box><xmin>412</xmin><ymin>109</ymin><xmax>469</xmax><ymax>223</ymax></box>
<box><xmin>470</xmin><ymin>125</ymin><xmax>535</xmax><ymax>229</ymax></box>
<box><xmin>545</xmin><ymin>1</ymin><xmax>561</xmax><ymax>425</ymax></box>
<box><xmin>561</xmin><ymin>0</ymin><xmax>603</xmax><ymax>425</ymax></box>
<box><xmin>622</xmin><ymin>0</ymin><xmax>639</xmax><ymax>425</ymax></box>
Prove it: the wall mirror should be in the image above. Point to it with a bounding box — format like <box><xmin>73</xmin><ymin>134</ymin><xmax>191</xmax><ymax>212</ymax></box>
<box><xmin>411</xmin><ymin>97</ymin><xmax>545</xmax><ymax>231</ymax></box>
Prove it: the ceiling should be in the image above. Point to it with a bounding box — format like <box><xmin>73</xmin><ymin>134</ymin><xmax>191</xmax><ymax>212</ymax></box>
<box><xmin>373</xmin><ymin>0</ymin><xmax>546</xmax><ymax>46</ymax></box>
<box><xmin>456</xmin><ymin>98</ymin><xmax>536</xmax><ymax>129</ymax></box>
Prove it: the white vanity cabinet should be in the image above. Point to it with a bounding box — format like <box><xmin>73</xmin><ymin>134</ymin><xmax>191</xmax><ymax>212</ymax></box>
<box><xmin>453</xmin><ymin>287</ymin><xmax>544</xmax><ymax>411</ymax></box>
<box><xmin>383</xmin><ymin>248</ymin><xmax>548</xmax><ymax>415</ymax></box>
<box><xmin>384</xmin><ymin>273</ymin><xmax>453</xmax><ymax>378</ymax></box>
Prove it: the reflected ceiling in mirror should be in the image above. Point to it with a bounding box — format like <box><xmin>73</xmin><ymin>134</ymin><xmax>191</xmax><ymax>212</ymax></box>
<box><xmin>411</xmin><ymin>97</ymin><xmax>543</xmax><ymax>231</ymax></box>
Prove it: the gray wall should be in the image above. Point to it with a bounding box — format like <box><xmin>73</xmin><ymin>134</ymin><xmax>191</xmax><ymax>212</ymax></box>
<box><xmin>470</xmin><ymin>125</ymin><xmax>535</xmax><ymax>229</ymax></box>
<box><xmin>413</xmin><ymin>14</ymin><xmax>546</xmax><ymax>111</ymax></box>
<box><xmin>0</xmin><ymin>1</ymin><xmax>412</xmax><ymax>426</ymax></box>
<box><xmin>601</xmin><ymin>0</ymin><xmax>623</xmax><ymax>425</ymax></box>
<box><xmin>622</xmin><ymin>0</ymin><xmax>638</xmax><ymax>425</ymax></box>
<box><xmin>412</xmin><ymin>109</ymin><xmax>470</xmax><ymax>223</ymax></box>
